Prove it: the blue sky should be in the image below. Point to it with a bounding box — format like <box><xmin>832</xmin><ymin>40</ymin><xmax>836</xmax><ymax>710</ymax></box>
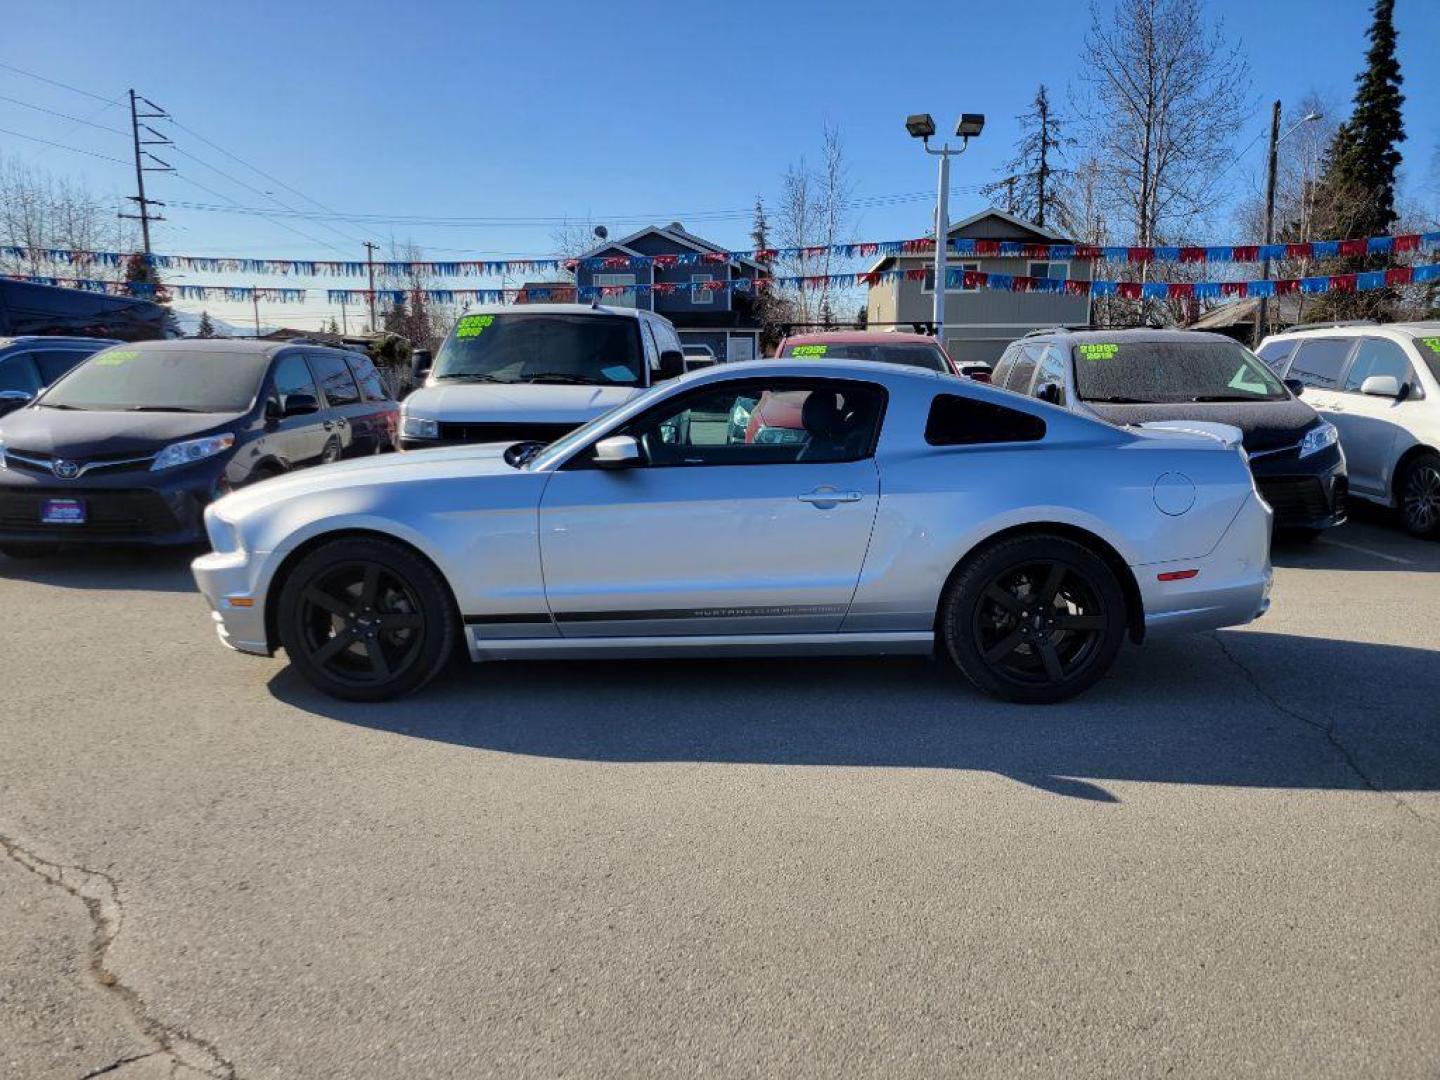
<box><xmin>3</xmin><ymin>0</ymin><xmax>1438</xmax><ymax>329</ymax></box>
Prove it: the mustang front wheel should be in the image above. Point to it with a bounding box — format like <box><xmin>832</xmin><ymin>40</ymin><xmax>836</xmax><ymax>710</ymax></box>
<box><xmin>277</xmin><ymin>536</ymin><xmax>456</xmax><ymax>701</ymax></box>
<box><xmin>941</xmin><ymin>534</ymin><xmax>1127</xmax><ymax>704</ymax></box>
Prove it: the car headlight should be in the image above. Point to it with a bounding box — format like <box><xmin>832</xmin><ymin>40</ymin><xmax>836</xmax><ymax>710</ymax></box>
<box><xmin>1297</xmin><ymin>420</ymin><xmax>1338</xmax><ymax>459</ymax></box>
<box><xmin>150</xmin><ymin>433</ymin><xmax>236</xmax><ymax>471</ymax></box>
<box><xmin>403</xmin><ymin>416</ymin><xmax>439</xmax><ymax>440</ymax></box>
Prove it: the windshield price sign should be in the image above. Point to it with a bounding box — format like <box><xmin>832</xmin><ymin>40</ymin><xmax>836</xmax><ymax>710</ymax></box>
<box><xmin>455</xmin><ymin>315</ymin><xmax>495</xmax><ymax>340</ymax></box>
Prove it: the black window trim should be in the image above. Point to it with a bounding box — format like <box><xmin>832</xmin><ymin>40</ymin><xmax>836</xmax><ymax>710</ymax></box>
<box><xmin>563</xmin><ymin>375</ymin><xmax>889</xmax><ymax>471</ymax></box>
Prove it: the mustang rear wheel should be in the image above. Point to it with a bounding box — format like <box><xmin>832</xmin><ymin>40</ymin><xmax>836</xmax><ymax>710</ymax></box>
<box><xmin>940</xmin><ymin>534</ymin><xmax>1127</xmax><ymax>704</ymax></box>
<box><xmin>277</xmin><ymin>536</ymin><xmax>456</xmax><ymax>701</ymax></box>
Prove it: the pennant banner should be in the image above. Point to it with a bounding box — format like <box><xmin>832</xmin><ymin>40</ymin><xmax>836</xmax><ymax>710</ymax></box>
<box><xmin>4</xmin><ymin>231</ymin><xmax>1437</xmax><ymax>280</ymax></box>
<box><xmin>10</xmin><ymin>263</ymin><xmax>1438</xmax><ymax>306</ymax></box>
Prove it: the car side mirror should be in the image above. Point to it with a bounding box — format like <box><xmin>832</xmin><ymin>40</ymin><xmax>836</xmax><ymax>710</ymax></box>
<box><xmin>282</xmin><ymin>392</ymin><xmax>319</xmax><ymax>417</ymax></box>
<box><xmin>1035</xmin><ymin>382</ymin><xmax>1062</xmax><ymax>405</ymax></box>
<box><xmin>1283</xmin><ymin>378</ymin><xmax>1305</xmax><ymax>398</ymax></box>
<box><xmin>410</xmin><ymin>348</ymin><xmax>432</xmax><ymax>382</ymax></box>
<box><xmin>657</xmin><ymin>349</ymin><xmax>686</xmax><ymax>381</ymax></box>
<box><xmin>0</xmin><ymin>389</ymin><xmax>33</xmax><ymax>415</ymax></box>
<box><xmin>592</xmin><ymin>434</ymin><xmax>641</xmax><ymax>469</ymax></box>
<box><xmin>1359</xmin><ymin>374</ymin><xmax>1402</xmax><ymax>399</ymax></box>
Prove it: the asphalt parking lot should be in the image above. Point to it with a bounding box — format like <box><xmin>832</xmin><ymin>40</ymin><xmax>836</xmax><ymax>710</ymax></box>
<box><xmin>2</xmin><ymin>513</ymin><xmax>1438</xmax><ymax>1080</ymax></box>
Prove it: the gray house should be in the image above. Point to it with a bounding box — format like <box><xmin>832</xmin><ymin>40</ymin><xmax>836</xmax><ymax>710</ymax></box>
<box><xmin>865</xmin><ymin>209</ymin><xmax>1095</xmax><ymax>367</ymax></box>
<box><xmin>574</xmin><ymin>223</ymin><xmax>764</xmax><ymax>362</ymax></box>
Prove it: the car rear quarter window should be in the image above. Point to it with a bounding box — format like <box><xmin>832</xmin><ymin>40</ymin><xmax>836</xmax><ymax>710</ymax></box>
<box><xmin>344</xmin><ymin>352</ymin><xmax>390</xmax><ymax>401</ymax></box>
<box><xmin>1256</xmin><ymin>339</ymin><xmax>1297</xmax><ymax>371</ymax></box>
<box><xmin>925</xmin><ymin>394</ymin><xmax>1046</xmax><ymax>446</ymax></box>
<box><xmin>1288</xmin><ymin>338</ymin><xmax>1354</xmax><ymax>390</ymax></box>
<box><xmin>308</xmin><ymin>351</ymin><xmax>361</xmax><ymax>406</ymax></box>
<box><xmin>34</xmin><ymin>350</ymin><xmax>92</xmax><ymax>385</ymax></box>
<box><xmin>1003</xmin><ymin>351</ymin><xmax>1039</xmax><ymax>394</ymax></box>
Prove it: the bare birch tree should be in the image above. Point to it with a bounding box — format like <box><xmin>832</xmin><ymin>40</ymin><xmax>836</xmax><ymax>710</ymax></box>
<box><xmin>776</xmin><ymin>124</ymin><xmax>853</xmax><ymax>327</ymax></box>
<box><xmin>0</xmin><ymin>155</ymin><xmax>134</xmax><ymax>281</ymax></box>
<box><xmin>1076</xmin><ymin>0</ymin><xmax>1252</xmax><ymax>246</ymax></box>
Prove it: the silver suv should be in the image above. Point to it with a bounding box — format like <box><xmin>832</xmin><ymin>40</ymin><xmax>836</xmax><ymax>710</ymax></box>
<box><xmin>1258</xmin><ymin>322</ymin><xmax>1440</xmax><ymax>537</ymax></box>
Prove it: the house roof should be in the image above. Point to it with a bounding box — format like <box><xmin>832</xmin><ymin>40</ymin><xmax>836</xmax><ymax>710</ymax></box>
<box><xmin>578</xmin><ymin>222</ymin><xmax>765</xmax><ymax>272</ymax></box>
<box><xmin>864</xmin><ymin>208</ymin><xmax>1079</xmax><ymax>275</ymax></box>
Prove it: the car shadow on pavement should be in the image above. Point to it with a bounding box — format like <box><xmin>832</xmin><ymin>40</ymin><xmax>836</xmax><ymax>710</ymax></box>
<box><xmin>267</xmin><ymin>629</ymin><xmax>1440</xmax><ymax>804</ymax></box>
<box><xmin>0</xmin><ymin>546</ymin><xmax>202</xmax><ymax>592</ymax></box>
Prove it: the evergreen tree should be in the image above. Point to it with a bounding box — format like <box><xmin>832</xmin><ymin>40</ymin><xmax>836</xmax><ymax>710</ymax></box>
<box><xmin>1310</xmin><ymin>0</ymin><xmax>1406</xmax><ymax>318</ymax></box>
<box><xmin>196</xmin><ymin>310</ymin><xmax>215</xmax><ymax>338</ymax></box>
<box><xmin>982</xmin><ymin>85</ymin><xmax>1071</xmax><ymax>228</ymax></box>
<box><xmin>383</xmin><ymin>292</ymin><xmax>409</xmax><ymax>336</ymax></box>
<box><xmin>750</xmin><ymin>196</ymin><xmax>786</xmax><ymax>353</ymax></box>
<box><xmin>123</xmin><ymin>252</ymin><xmax>170</xmax><ymax>303</ymax></box>
<box><xmin>325</xmin><ymin>316</ymin><xmax>341</xmax><ymax>335</ymax></box>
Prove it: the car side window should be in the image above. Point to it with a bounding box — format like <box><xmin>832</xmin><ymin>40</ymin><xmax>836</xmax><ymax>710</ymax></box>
<box><xmin>1031</xmin><ymin>346</ymin><xmax>1068</xmax><ymax>406</ymax></box>
<box><xmin>33</xmin><ymin>350</ymin><xmax>92</xmax><ymax>385</ymax></box>
<box><xmin>272</xmin><ymin>354</ymin><xmax>319</xmax><ymax>411</ymax></box>
<box><xmin>0</xmin><ymin>352</ymin><xmax>42</xmax><ymax>395</ymax></box>
<box><xmin>1256</xmin><ymin>339</ymin><xmax>1297</xmax><ymax>372</ymax></box>
<box><xmin>1004</xmin><ymin>347</ymin><xmax>1039</xmax><ymax>394</ymax></box>
<box><xmin>1288</xmin><ymin>338</ymin><xmax>1354</xmax><ymax>390</ymax></box>
<box><xmin>616</xmin><ymin>379</ymin><xmax>884</xmax><ymax>468</ymax></box>
<box><xmin>344</xmin><ymin>352</ymin><xmax>390</xmax><ymax>401</ymax></box>
<box><xmin>925</xmin><ymin>394</ymin><xmax>1046</xmax><ymax>445</ymax></box>
<box><xmin>307</xmin><ymin>351</ymin><xmax>361</xmax><ymax>406</ymax></box>
<box><xmin>1341</xmin><ymin>338</ymin><xmax>1416</xmax><ymax>394</ymax></box>
<box><xmin>990</xmin><ymin>345</ymin><xmax>1020</xmax><ymax>389</ymax></box>
<box><xmin>640</xmin><ymin>320</ymin><xmax>661</xmax><ymax>371</ymax></box>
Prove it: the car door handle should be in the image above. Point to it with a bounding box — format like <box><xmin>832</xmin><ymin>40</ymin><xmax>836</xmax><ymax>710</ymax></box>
<box><xmin>797</xmin><ymin>488</ymin><xmax>863</xmax><ymax>505</ymax></box>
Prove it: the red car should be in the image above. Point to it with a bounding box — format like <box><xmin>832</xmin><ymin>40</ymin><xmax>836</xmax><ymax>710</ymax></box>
<box><xmin>731</xmin><ymin>332</ymin><xmax>984</xmax><ymax>446</ymax></box>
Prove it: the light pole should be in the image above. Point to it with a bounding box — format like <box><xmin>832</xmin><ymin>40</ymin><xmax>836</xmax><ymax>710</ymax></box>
<box><xmin>1254</xmin><ymin>102</ymin><xmax>1322</xmax><ymax>345</ymax></box>
<box><xmin>907</xmin><ymin>112</ymin><xmax>984</xmax><ymax>347</ymax></box>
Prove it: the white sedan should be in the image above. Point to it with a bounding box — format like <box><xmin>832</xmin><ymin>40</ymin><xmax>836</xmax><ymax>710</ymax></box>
<box><xmin>192</xmin><ymin>359</ymin><xmax>1272</xmax><ymax>703</ymax></box>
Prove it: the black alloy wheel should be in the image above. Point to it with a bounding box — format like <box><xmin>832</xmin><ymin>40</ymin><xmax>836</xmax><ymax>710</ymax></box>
<box><xmin>941</xmin><ymin>534</ymin><xmax>1127</xmax><ymax>704</ymax></box>
<box><xmin>1401</xmin><ymin>453</ymin><xmax>1440</xmax><ymax>538</ymax></box>
<box><xmin>278</xmin><ymin>536</ymin><xmax>455</xmax><ymax>701</ymax></box>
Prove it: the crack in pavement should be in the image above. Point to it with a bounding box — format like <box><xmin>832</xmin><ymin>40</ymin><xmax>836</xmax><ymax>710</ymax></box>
<box><xmin>1209</xmin><ymin>633</ymin><xmax>1432</xmax><ymax>827</ymax></box>
<box><xmin>0</xmin><ymin>830</ymin><xmax>238</xmax><ymax>1080</ymax></box>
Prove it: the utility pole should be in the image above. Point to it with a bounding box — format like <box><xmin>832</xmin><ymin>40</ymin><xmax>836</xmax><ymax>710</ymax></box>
<box><xmin>363</xmin><ymin>241</ymin><xmax>379</xmax><ymax>331</ymax></box>
<box><xmin>340</xmin><ymin>296</ymin><xmax>349</xmax><ymax>335</ymax></box>
<box><xmin>1254</xmin><ymin>100</ymin><xmax>1282</xmax><ymax>347</ymax></box>
<box><xmin>252</xmin><ymin>289</ymin><xmax>261</xmax><ymax>338</ymax></box>
<box><xmin>119</xmin><ymin>89</ymin><xmax>173</xmax><ymax>255</ymax></box>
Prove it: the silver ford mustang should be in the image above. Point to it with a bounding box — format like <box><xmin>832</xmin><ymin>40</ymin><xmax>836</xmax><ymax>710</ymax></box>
<box><xmin>192</xmin><ymin>359</ymin><xmax>1272</xmax><ymax>704</ymax></box>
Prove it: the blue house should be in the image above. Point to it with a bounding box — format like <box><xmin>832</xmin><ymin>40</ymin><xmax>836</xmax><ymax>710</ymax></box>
<box><xmin>574</xmin><ymin>222</ymin><xmax>764</xmax><ymax>362</ymax></box>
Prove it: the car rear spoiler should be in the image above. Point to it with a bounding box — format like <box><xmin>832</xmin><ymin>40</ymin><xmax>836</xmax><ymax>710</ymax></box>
<box><xmin>1135</xmin><ymin>420</ymin><xmax>1244</xmax><ymax>450</ymax></box>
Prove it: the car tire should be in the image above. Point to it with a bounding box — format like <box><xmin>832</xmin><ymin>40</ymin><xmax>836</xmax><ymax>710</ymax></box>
<box><xmin>277</xmin><ymin>535</ymin><xmax>456</xmax><ymax>702</ymax></box>
<box><xmin>1</xmin><ymin>543</ymin><xmax>58</xmax><ymax>559</ymax></box>
<box><xmin>940</xmin><ymin>534</ymin><xmax>1128</xmax><ymax>704</ymax></box>
<box><xmin>1399</xmin><ymin>452</ymin><xmax>1440</xmax><ymax>539</ymax></box>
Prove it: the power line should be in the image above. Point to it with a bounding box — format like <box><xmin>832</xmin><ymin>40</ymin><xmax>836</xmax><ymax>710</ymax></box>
<box><xmin>0</xmin><ymin>93</ymin><xmax>128</xmax><ymax>136</ymax></box>
<box><xmin>0</xmin><ymin>125</ymin><xmax>130</xmax><ymax>165</ymax></box>
<box><xmin>0</xmin><ymin>60</ymin><xmax>115</xmax><ymax>103</ymax></box>
<box><xmin>169</xmin><ymin>169</ymin><xmax>356</xmax><ymax>256</ymax></box>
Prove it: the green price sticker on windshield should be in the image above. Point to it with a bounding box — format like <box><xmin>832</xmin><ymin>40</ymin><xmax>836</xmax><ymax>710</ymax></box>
<box><xmin>455</xmin><ymin>314</ymin><xmax>495</xmax><ymax>340</ymax></box>
<box><xmin>94</xmin><ymin>350</ymin><xmax>139</xmax><ymax>366</ymax></box>
<box><xmin>1078</xmin><ymin>343</ymin><xmax>1119</xmax><ymax>361</ymax></box>
<box><xmin>1422</xmin><ymin>337</ymin><xmax>1440</xmax><ymax>355</ymax></box>
<box><xmin>791</xmin><ymin>344</ymin><xmax>828</xmax><ymax>358</ymax></box>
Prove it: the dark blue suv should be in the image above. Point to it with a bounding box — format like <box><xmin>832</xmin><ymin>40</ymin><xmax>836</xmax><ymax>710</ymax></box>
<box><xmin>0</xmin><ymin>340</ymin><xmax>398</xmax><ymax>556</ymax></box>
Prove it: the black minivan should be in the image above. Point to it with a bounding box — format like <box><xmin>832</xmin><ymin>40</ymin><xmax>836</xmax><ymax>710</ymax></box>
<box><xmin>0</xmin><ymin>340</ymin><xmax>398</xmax><ymax>555</ymax></box>
<box><xmin>993</xmin><ymin>328</ymin><xmax>1347</xmax><ymax>536</ymax></box>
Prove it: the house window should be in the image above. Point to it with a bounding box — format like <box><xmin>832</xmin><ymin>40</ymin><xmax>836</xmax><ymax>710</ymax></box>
<box><xmin>921</xmin><ymin>261</ymin><xmax>980</xmax><ymax>293</ymax></box>
<box><xmin>594</xmin><ymin>273</ymin><xmax>636</xmax><ymax>308</ymax></box>
<box><xmin>690</xmin><ymin>273</ymin><xmax>714</xmax><ymax>304</ymax></box>
<box><xmin>1026</xmin><ymin>261</ymin><xmax>1069</xmax><ymax>281</ymax></box>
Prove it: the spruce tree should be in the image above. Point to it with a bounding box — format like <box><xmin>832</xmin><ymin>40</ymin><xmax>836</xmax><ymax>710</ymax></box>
<box><xmin>982</xmin><ymin>85</ymin><xmax>1071</xmax><ymax>228</ymax></box>
<box><xmin>197</xmin><ymin>310</ymin><xmax>215</xmax><ymax>338</ymax></box>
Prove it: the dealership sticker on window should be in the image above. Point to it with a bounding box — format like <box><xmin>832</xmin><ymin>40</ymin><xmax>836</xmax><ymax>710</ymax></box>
<box><xmin>1422</xmin><ymin>337</ymin><xmax>1440</xmax><ymax>354</ymax></box>
<box><xmin>94</xmin><ymin>350</ymin><xmax>139</xmax><ymax>365</ymax></box>
<box><xmin>1077</xmin><ymin>343</ymin><xmax>1119</xmax><ymax>361</ymax></box>
<box><xmin>455</xmin><ymin>314</ymin><xmax>495</xmax><ymax>339</ymax></box>
<box><xmin>791</xmin><ymin>345</ymin><xmax>828</xmax><ymax>358</ymax></box>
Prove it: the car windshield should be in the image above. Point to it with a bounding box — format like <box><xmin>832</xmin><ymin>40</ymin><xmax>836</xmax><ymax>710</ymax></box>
<box><xmin>1072</xmin><ymin>338</ymin><xmax>1288</xmax><ymax>404</ymax></box>
<box><xmin>432</xmin><ymin>312</ymin><xmax>643</xmax><ymax>386</ymax></box>
<box><xmin>781</xmin><ymin>341</ymin><xmax>950</xmax><ymax>372</ymax></box>
<box><xmin>38</xmin><ymin>345</ymin><xmax>270</xmax><ymax>412</ymax></box>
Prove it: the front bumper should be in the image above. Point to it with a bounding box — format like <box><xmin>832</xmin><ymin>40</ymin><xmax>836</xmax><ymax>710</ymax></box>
<box><xmin>1250</xmin><ymin>444</ymin><xmax>1346</xmax><ymax>531</ymax></box>
<box><xmin>192</xmin><ymin>547</ymin><xmax>273</xmax><ymax>656</ymax></box>
<box><xmin>0</xmin><ymin>455</ymin><xmax>231</xmax><ymax>546</ymax></box>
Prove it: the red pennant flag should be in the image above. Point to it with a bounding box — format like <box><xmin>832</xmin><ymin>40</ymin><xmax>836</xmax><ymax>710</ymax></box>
<box><xmin>1331</xmin><ymin>274</ymin><xmax>1357</xmax><ymax>293</ymax></box>
<box><xmin>963</xmin><ymin>270</ymin><xmax>982</xmax><ymax>290</ymax></box>
<box><xmin>1338</xmin><ymin>239</ymin><xmax>1366</xmax><ymax>258</ymax></box>
<box><xmin>975</xmin><ymin>240</ymin><xmax>1001</xmax><ymax>257</ymax></box>
<box><xmin>1221</xmin><ymin>281</ymin><xmax>1246</xmax><ymax>296</ymax></box>
<box><xmin>1386</xmin><ymin>267</ymin><xmax>1414</xmax><ymax>285</ymax></box>
<box><xmin>1118</xmin><ymin>281</ymin><xmax>1143</xmax><ymax>299</ymax></box>
<box><xmin>1231</xmin><ymin>245</ymin><xmax>1260</xmax><ymax>262</ymax></box>
<box><xmin>1063</xmin><ymin>278</ymin><xmax>1091</xmax><ymax>296</ymax></box>
<box><xmin>905</xmin><ymin>267</ymin><xmax>927</xmax><ymax>281</ymax></box>
<box><xmin>1275</xmin><ymin>278</ymin><xmax>1301</xmax><ymax>294</ymax></box>
<box><xmin>1393</xmin><ymin>234</ymin><xmax>1420</xmax><ymax>253</ymax></box>
<box><xmin>1167</xmin><ymin>283</ymin><xmax>1195</xmax><ymax>299</ymax></box>
<box><xmin>653</xmin><ymin>254</ymin><xmax>678</xmax><ymax>268</ymax></box>
<box><xmin>1285</xmin><ymin>244</ymin><xmax>1311</xmax><ymax>260</ymax></box>
<box><xmin>1128</xmin><ymin>248</ymin><xmax>1153</xmax><ymax>264</ymax></box>
<box><xmin>1179</xmin><ymin>248</ymin><xmax>1205</xmax><ymax>263</ymax></box>
<box><xmin>1074</xmin><ymin>245</ymin><xmax>1102</xmax><ymax>261</ymax></box>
